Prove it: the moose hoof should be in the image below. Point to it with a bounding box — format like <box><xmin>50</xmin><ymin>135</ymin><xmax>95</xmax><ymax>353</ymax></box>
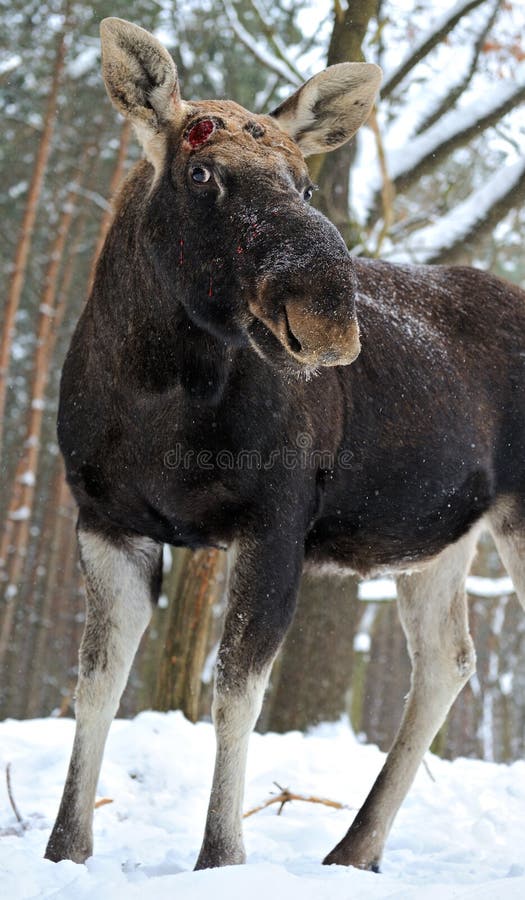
<box><xmin>45</xmin><ymin>832</ymin><xmax>92</xmax><ymax>865</ymax></box>
<box><xmin>322</xmin><ymin>841</ymin><xmax>381</xmax><ymax>872</ymax></box>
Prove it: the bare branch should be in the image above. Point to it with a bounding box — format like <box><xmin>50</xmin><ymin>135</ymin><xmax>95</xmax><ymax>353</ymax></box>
<box><xmin>6</xmin><ymin>763</ymin><xmax>24</xmax><ymax>825</ymax></box>
<box><xmin>422</xmin><ymin>758</ymin><xmax>436</xmax><ymax>783</ymax></box>
<box><xmin>221</xmin><ymin>0</ymin><xmax>302</xmax><ymax>87</ymax></box>
<box><xmin>387</xmin><ymin>158</ymin><xmax>525</xmax><ymax>265</ymax></box>
<box><xmin>394</xmin><ymin>82</ymin><xmax>525</xmax><ymax>195</ymax></box>
<box><xmin>254</xmin><ymin>74</ymin><xmax>281</xmax><ymax>114</ymax></box>
<box><xmin>243</xmin><ymin>781</ymin><xmax>351</xmax><ymax>818</ymax></box>
<box><xmin>381</xmin><ymin>0</ymin><xmax>490</xmax><ymax>98</ymax></box>
<box><xmin>366</xmin><ymin>79</ymin><xmax>525</xmax><ymax>226</ymax></box>
<box><xmin>429</xmin><ymin>162</ymin><xmax>525</xmax><ymax>265</ymax></box>
<box><xmin>247</xmin><ymin>0</ymin><xmax>304</xmax><ymax>83</ymax></box>
<box><xmin>368</xmin><ymin>107</ymin><xmax>395</xmax><ymax>255</ymax></box>
<box><xmin>67</xmin><ymin>184</ymin><xmax>111</xmax><ymax>213</ymax></box>
<box><xmin>415</xmin><ymin>0</ymin><xmax>501</xmax><ymax>135</ymax></box>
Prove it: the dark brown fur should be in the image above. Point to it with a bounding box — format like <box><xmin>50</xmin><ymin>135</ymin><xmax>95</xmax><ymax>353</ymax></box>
<box><xmin>46</xmin><ymin>17</ymin><xmax>525</xmax><ymax>874</ymax></box>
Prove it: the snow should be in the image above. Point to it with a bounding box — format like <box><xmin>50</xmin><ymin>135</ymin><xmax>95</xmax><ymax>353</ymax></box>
<box><xmin>353</xmin><ymin>632</ymin><xmax>371</xmax><ymax>653</ymax></box>
<box><xmin>384</xmin><ymin>0</ymin><xmax>501</xmax><ymax>141</ymax></box>
<box><xmin>161</xmin><ymin>544</ymin><xmax>172</xmax><ymax>573</ymax></box>
<box><xmin>1</xmin><ymin>713</ymin><xmax>525</xmax><ymax>899</ymax></box>
<box><xmin>466</xmin><ymin>575</ymin><xmax>515</xmax><ymax>598</ymax></box>
<box><xmin>359</xmin><ymin>575</ymin><xmax>515</xmax><ymax>601</ymax></box>
<box><xmin>359</xmin><ymin>578</ymin><xmax>397</xmax><ymax>601</ymax></box>
<box><xmin>39</xmin><ymin>304</ymin><xmax>56</xmax><ymax>317</ymax></box>
<box><xmin>384</xmin><ymin>75</ymin><xmax>525</xmax><ymax>182</ymax></box>
<box><xmin>0</xmin><ymin>54</ymin><xmax>21</xmax><ymax>76</ymax></box>
<box><xmin>348</xmin><ymin>0</ymin><xmax>525</xmax><ymax>248</ymax></box>
<box><xmin>17</xmin><ymin>471</ymin><xmax>35</xmax><ymax>487</ymax></box>
<box><xmin>68</xmin><ymin>45</ymin><xmax>99</xmax><ymax>79</ymax></box>
<box><xmin>381</xmin><ymin>0</ymin><xmax>483</xmax><ymax>92</ymax></box>
<box><xmin>388</xmin><ymin>159</ymin><xmax>525</xmax><ymax>264</ymax></box>
<box><xmin>8</xmin><ymin>506</ymin><xmax>30</xmax><ymax>521</ymax></box>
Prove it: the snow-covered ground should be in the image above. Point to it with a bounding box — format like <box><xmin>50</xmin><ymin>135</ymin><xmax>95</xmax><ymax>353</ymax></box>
<box><xmin>1</xmin><ymin>712</ymin><xmax>524</xmax><ymax>898</ymax></box>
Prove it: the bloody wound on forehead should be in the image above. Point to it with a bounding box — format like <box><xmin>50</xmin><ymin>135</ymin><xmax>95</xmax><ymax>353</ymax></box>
<box><xmin>187</xmin><ymin>119</ymin><xmax>216</xmax><ymax>148</ymax></box>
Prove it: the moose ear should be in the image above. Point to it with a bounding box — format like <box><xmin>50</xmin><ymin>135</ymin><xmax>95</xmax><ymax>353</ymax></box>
<box><xmin>270</xmin><ymin>63</ymin><xmax>382</xmax><ymax>156</ymax></box>
<box><xmin>100</xmin><ymin>18</ymin><xmax>183</xmax><ymax>153</ymax></box>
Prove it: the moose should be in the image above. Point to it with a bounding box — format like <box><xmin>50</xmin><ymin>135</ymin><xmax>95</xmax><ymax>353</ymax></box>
<box><xmin>46</xmin><ymin>17</ymin><xmax>525</xmax><ymax>873</ymax></box>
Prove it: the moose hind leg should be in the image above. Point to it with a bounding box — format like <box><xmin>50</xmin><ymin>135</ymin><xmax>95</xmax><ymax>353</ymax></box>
<box><xmin>324</xmin><ymin>527</ymin><xmax>479</xmax><ymax>871</ymax></box>
<box><xmin>488</xmin><ymin>503</ymin><xmax>525</xmax><ymax>613</ymax></box>
<box><xmin>45</xmin><ymin>522</ymin><xmax>161</xmax><ymax>863</ymax></box>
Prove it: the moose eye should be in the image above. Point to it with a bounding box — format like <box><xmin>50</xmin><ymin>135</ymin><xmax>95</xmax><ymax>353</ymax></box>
<box><xmin>303</xmin><ymin>185</ymin><xmax>315</xmax><ymax>202</ymax></box>
<box><xmin>191</xmin><ymin>166</ymin><xmax>212</xmax><ymax>184</ymax></box>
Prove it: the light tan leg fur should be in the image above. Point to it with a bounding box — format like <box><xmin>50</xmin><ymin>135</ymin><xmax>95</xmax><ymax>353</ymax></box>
<box><xmin>324</xmin><ymin>526</ymin><xmax>480</xmax><ymax>870</ymax></box>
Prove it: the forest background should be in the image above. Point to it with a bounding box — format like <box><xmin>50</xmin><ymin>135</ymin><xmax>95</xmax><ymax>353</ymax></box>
<box><xmin>1</xmin><ymin>0</ymin><xmax>524</xmax><ymax>764</ymax></box>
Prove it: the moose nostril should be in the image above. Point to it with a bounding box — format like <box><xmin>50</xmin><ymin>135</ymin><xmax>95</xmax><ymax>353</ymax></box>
<box><xmin>283</xmin><ymin>308</ymin><xmax>302</xmax><ymax>353</ymax></box>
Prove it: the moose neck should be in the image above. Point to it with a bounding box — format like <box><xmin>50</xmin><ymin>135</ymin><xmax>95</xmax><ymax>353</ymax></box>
<box><xmin>91</xmin><ymin>162</ymin><xmax>236</xmax><ymax>404</ymax></box>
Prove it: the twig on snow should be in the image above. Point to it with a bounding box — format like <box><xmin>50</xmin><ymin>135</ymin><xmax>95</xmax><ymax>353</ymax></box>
<box><xmin>243</xmin><ymin>780</ymin><xmax>351</xmax><ymax>818</ymax></box>
<box><xmin>6</xmin><ymin>762</ymin><xmax>24</xmax><ymax>825</ymax></box>
<box><xmin>422</xmin><ymin>758</ymin><xmax>436</xmax><ymax>783</ymax></box>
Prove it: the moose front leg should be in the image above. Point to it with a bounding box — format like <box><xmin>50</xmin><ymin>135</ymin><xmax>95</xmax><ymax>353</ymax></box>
<box><xmin>195</xmin><ymin>530</ymin><xmax>304</xmax><ymax>869</ymax></box>
<box><xmin>324</xmin><ymin>528</ymin><xmax>479</xmax><ymax>871</ymax></box>
<box><xmin>45</xmin><ymin>523</ymin><xmax>161</xmax><ymax>863</ymax></box>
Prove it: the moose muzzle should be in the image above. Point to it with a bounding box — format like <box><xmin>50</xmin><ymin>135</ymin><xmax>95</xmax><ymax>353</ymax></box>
<box><xmin>246</xmin><ymin>201</ymin><xmax>361</xmax><ymax>368</ymax></box>
<box><xmin>281</xmin><ymin>301</ymin><xmax>360</xmax><ymax>367</ymax></box>
<box><xmin>250</xmin><ymin>261</ymin><xmax>361</xmax><ymax>368</ymax></box>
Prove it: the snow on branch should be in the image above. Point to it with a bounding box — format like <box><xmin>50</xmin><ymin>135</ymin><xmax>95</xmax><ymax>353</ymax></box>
<box><xmin>381</xmin><ymin>0</ymin><xmax>489</xmax><ymax>98</ymax></box>
<box><xmin>414</xmin><ymin>0</ymin><xmax>501</xmax><ymax>135</ymax></box>
<box><xmin>67</xmin><ymin>43</ymin><xmax>99</xmax><ymax>79</ymax></box>
<box><xmin>67</xmin><ymin>184</ymin><xmax>111</xmax><ymax>213</ymax></box>
<box><xmin>247</xmin><ymin>0</ymin><xmax>304</xmax><ymax>84</ymax></box>
<box><xmin>0</xmin><ymin>55</ymin><xmax>22</xmax><ymax>79</ymax></box>
<box><xmin>221</xmin><ymin>0</ymin><xmax>302</xmax><ymax>87</ymax></box>
<box><xmin>389</xmin><ymin>75</ymin><xmax>525</xmax><ymax>191</ymax></box>
<box><xmin>387</xmin><ymin>157</ymin><xmax>525</xmax><ymax>265</ymax></box>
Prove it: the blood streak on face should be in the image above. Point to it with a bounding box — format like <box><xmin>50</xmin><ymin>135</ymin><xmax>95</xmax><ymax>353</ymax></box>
<box><xmin>187</xmin><ymin>119</ymin><xmax>216</xmax><ymax>148</ymax></box>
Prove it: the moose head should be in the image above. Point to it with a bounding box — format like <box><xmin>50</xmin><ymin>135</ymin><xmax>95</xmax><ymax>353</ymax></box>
<box><xmin>100</xmin><ymin>18</ymin><xmax>381</xmax><ymax>374</ymax></box>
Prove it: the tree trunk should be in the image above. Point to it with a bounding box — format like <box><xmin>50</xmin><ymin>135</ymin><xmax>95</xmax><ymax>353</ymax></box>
<box><xmin>358</xmin><ymin>600</ymin><xmax>410</xmax><ymax>751</ymax></box>
<box><xmin>21</xmin><ymin>462</ymin><xmax>78</xmax><ymax>718</ymax></box>
<box><xmin>0</xmin><ymin>1</ymin><xmax>71</xmax><ymax>458</ymax></box>
<box><xmin>309</xmin><ymin>0</ymin><xmax>379</xmax><ymax>247</ymax></box>
<box><xmin>260</xmin><ymin>572</ymin><xmax>359</xmax><ymax>732</ymax></box>
<box><xmin>155</xmin><ymin>548</ymin><xmax>228</xmax><ymax>721</ymax></box>
<box><xmin>0</xmin><ymin>157</ymin><xmax>87</xmax><ymax>669</ymax></box>
<box><xmin>88</xmin><ymin>119</ymin><xmax>131</xmax><ymax>292</ymax></box>
<box><xmin>1</xmin><ymin>206</ymin><xmax>88</xmax><ymax>719</ymax></box>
